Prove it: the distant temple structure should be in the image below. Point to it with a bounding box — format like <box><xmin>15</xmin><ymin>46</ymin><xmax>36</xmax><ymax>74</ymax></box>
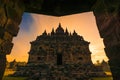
<box><xmin>28</xmin><ymin>23</ymin><xmax>92</xmax><ymax>65</ymax></box>
<box><xmin>14</xmin><ymin>23</ymin><xmax>106</xmax><ymax>80</ymax></box>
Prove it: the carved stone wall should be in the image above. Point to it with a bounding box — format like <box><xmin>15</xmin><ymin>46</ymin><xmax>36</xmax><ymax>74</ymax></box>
<box><xmin>0</xmin><ymin>0</ymin><xmax>24</xmax><ymax>79</ymax></box>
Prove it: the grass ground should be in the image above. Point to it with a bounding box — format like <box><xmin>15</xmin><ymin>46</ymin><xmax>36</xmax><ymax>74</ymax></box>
<box><xmin>3</xmin><ymin>77</ymin><xmax>27</xmax><ymax>80</ymax></box>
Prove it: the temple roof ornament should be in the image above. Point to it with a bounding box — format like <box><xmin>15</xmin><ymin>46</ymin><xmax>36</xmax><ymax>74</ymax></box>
<box><xmin>73</xmin><ymin>30</ymin><xmax>77</xmax><ymax>35</ymax></box>
<box><xmin>51</xmin><ymin>28</ymin><xmax>55</xmax><ymax>35</ymax></box>
<box><xmin>65</xmin><ymin>28</ymin><xmax>69</xmax><ymax>35</ymax></box>
<box><xmin>36</xmin><ymin>24</ymin><xmax>88</xmax><ymax>43</ymax></box>
<box><xmin>56</xmin><ymin>23</ymin><xmax>64</xmax><ymax>35</ymax></box>
<box><xmin>42</xmin><ymin>30</ymin><xmax>47</xmax><ymax>35</ymax></box>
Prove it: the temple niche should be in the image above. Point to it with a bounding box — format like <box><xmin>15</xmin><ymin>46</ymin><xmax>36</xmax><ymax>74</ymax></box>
<box><xmin>14</xmin><ymin>23</ymin><xmax>105</xmax><ymax>80</ymax></box>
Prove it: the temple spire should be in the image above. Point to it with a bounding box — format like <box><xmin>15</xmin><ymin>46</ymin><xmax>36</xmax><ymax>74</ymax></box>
<box><xmin>51</xmin><ymin>28</ymin><xmax>55</xmax><ymax>35</ymax></box>
<box><xmin>65</xmin><ymin>28</ymin><xmax>69</xmax><ymax>35</ymax></box>
<box><xmin>56</xmin><ymin>23</ymin><xmax>64</xmax><ymax>35</ymax></box>
<box><xmin>58</xmin><ymin>23</ymin><xmax>62</xmax><ymax>28</ymax></box>
<box><xmin>42</xmin><ymin>30</ymin><xmax>47</xmax><ymax>35</ymax></box>
<box><xmin>70</xmin><ymin>32</ymin><xmax>72</xmax><ymax>36</ymax></box>
<box><xmin>73</xmin><ymin>30</ymin><xmax>77</xmax><ymax>35</ymax></box>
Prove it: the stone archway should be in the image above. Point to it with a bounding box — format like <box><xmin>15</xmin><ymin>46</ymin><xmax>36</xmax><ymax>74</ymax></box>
<box><xmin>0</xmin><ymin>0</ymin><xmax>120</xmax><ymax>80</ymax></box>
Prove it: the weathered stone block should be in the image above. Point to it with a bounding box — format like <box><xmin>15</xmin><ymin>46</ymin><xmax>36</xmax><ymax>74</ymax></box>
<box><xmin>92</xmin><ymin>0</ymin><xmax>106</xmax><ymax>14</ymax></box>
<box><xmin>0</xmin><ymin>0</ymin><xmax>6</xmax><ymax>7</ymax></box>
<box><xmin>104</xmin><ymin>44</ymin><xmax>120</xmax><ymax>60</ymax></box>
<box><xmin>0</xmin><ymin>41</ymin><xmax>13</xmax><ymax>55</ymax></box>
<box><xmin>5</xmin><ymin>19</ymin><xmax>19</xmax><ymax>36</ymax></box>
<box><xmin>0</xmin><ymin>7</ymin><xmax>7</xmax><ymax>27</ymax></box>
<box><xmin>3</xmin><ymin>31</ymin><xmax>13</xmax><ymax>42</ymax></box>
<box><xmin>6</xmin><ymin>6</ymin><xmax>21</xmax><ymax>24</ymax></box>
<box><xmin>0</xmin><ymin>27</ymin><xmax>5</xmax><ymax>39</ymax></box>
<box><xmin>0</xmin><ymin>39</ymin><xmax>3</xmax><ymax>44</ymax></box>
<box><xmin>6</xmin><ymin>0</ymin><xmax>24</xmax><ymax>24</ymax></box>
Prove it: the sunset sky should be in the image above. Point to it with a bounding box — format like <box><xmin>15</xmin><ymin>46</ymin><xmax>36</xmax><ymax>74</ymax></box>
<box><xmin>7</xmin><ymin>12</ymin><xmax>108</xmax><ymax>63</ymax></box>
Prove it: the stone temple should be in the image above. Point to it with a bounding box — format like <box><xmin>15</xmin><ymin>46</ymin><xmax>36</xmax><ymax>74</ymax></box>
<box><xmin>14</xmin><ymin>23</ymin><xmax>105</xmax><ymax>80</ymax></box>
<box><xmin>28</xmin><ymin>23</ymin><xmax>92</xmax><ymax>65</ymax></box>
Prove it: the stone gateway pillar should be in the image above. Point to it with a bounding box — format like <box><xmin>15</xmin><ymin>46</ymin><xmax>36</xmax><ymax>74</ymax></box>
<box><xmin>0</xmin><ymin>0</ymin><xmax>24</xmax><ymax>79</ymax></box>
<box><xmin>93</xmin><ymin>0</ymin><xmax>120</xmax><ymax>80</ymax></box>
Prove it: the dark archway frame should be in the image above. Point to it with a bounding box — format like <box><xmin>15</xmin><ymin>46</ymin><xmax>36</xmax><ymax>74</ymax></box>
<box><xmin>0</xmin><ymin>0</ymin><xmax>120</xmax><ymax>80</ymax></box>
